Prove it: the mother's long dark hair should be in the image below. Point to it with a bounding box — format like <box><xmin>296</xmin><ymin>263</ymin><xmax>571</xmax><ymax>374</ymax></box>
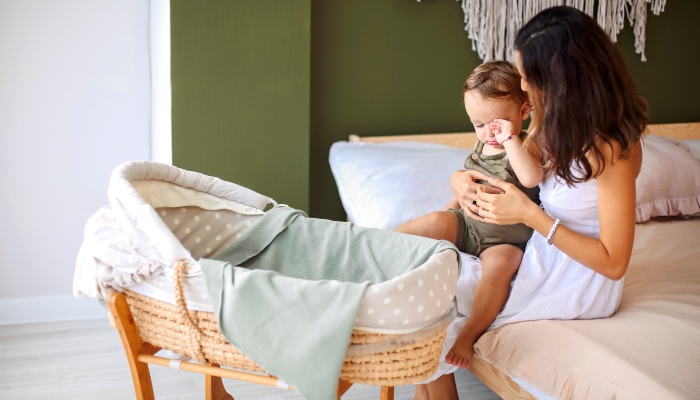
<box><xmin>515</xmin><ymin>6</ymin><xmax>648</xmax><ymax>185</ymax></box>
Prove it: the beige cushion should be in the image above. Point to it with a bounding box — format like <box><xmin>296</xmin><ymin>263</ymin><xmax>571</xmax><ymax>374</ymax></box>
<box><xmin>474</xmin><ymin>217</ymin><xmax>700</xmax><ymax>400</ymax></box>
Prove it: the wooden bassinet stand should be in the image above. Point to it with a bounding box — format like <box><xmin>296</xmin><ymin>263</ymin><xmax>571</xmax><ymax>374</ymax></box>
<box><xmin>107</xmin><ymin>262</ymin><xmax>447</xmax><ymax>400</ymax></box>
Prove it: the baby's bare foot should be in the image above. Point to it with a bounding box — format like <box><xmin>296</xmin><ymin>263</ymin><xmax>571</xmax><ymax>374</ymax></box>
<box><xmin>445</xmin><ymin>332</ymin><xmax>477</xmax><ymax>369</ymax></box>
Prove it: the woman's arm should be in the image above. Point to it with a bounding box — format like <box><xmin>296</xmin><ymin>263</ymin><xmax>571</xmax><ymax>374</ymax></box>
<box><xmin>492</xmin><ymin>119</ymin><xmax>543</xmax><ymax>188</ymax></box>
<box><xmin>474</xmin><ymin>140</ymin><xmax>642</xmax><ymax>281</ymax></box>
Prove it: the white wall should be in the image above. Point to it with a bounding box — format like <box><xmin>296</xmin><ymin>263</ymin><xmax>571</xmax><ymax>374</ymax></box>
<box><xmin>150</xmin><ymin>0</ymin><xmax>172</xmax><ymax>165</ymax></box>
<box><xmin>0</xmin><ymin>0</ymin><xmax>151</xmax><ymax>322</ymax></box>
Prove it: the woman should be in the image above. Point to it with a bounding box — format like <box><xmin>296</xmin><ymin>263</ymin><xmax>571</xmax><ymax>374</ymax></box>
<box><xmin>416</xmin><ymin>6</ymin><xmax>648</xmax><ymax>399</ymax></box>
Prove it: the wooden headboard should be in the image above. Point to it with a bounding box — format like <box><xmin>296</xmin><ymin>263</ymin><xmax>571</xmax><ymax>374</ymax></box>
<box><xmin>349</xmin><ymin>122</ymin><xmax>700</xmax><ymax>148</ymax></box>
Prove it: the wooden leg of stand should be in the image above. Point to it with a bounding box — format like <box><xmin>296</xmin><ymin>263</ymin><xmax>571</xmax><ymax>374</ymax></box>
<box><xmin>380</xmin><ymin>386</ymin><xmax>394</xmax><ymax>400</ymax></box>
<box><xmin>205</xmin><ymin>364</ymin><xmax>234</xmax><ymax>400</ymax></box>
<box><xmin>337</xmin><ymin>379</ymin><xmax>353</xmax><ymax>399</ymax></box>
<box><xmin>108</xmin><ymin>293</ymin><xmax>156</xmax><ymax>400</ymax></box>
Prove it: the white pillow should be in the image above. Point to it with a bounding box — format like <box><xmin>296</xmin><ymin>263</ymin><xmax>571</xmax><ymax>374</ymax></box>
<box><xmin>329</xmin><ymin>135</ymin><xmax>700</xmax><ymax>230</ymax></box>
<box><xmin>329</xmin><ymin>141</ymin><xmax>468</xmax><ymax>230</ymax></box>
<box><xmin>636</xmin><ymin>135</ymin><xmax>700</xmax><ymax>222</ymax></box>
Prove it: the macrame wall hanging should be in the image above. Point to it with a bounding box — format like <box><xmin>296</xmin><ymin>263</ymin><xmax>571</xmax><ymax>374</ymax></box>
<box><xmin>435</xmin><ymin>0</ymin><xmax>667</xmax><ymax>62</ymax></box>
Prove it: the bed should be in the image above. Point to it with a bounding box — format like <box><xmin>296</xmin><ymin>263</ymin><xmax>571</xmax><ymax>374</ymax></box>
<box><xmin>345</xmin><ymin>122</ymin><xmax>700</xmax><ymax>400</ymax></box>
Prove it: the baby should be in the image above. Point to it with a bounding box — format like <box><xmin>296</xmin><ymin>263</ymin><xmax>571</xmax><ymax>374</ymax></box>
<box><xmin>396</xmin><ymin>60</ymin><xmax>542</xmax><ymax>369</ymax></box>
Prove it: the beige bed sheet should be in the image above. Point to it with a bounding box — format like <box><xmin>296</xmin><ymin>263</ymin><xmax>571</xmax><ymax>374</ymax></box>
<box><xmin>474</xmin><ymin>217</ymin><xmax>700</xmax><ymax>400</ymax></box>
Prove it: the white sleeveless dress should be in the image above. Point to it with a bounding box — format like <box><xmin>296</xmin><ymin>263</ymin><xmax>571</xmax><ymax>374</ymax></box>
<box><xmin>426</xmin><ymin>175</ymin><xmax>625</xmax><ymax>381</ymax></box>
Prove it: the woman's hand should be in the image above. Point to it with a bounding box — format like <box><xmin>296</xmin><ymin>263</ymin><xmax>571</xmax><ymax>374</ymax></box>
<box><xmin>474</xmin><ymin>177</ymin><xmax>540</xmax><ymax>225</ymax></box>
<box><xmin>450</xmin><ymin>170</ymin><xmax>504</xmax><ymax>220</ymax></box>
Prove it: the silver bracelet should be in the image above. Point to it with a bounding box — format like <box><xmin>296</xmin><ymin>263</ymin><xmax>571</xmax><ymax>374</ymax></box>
<box><xmin>546</xmin><ymin>218</ymin><xmax>561</xmax><ymax>245</ymax></box>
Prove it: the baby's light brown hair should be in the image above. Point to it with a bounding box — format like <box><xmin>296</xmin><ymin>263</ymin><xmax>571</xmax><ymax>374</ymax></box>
<box><xmin>463</xmin><ymin>60</ymin><xmax>529</xmax><ymax>105</ymax></box>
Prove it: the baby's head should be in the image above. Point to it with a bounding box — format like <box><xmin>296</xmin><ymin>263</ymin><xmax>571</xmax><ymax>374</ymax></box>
<box><xmin>464</xmin><ymin>60</ymin><xmax>530</xmax><ymax>149</ymax></box>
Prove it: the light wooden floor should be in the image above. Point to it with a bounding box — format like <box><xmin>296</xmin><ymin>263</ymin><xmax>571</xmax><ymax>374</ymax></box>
<box><xmin>0</xmin><ymin>319</ymin><xmax>500</xmax><ymax>400</ymax></box>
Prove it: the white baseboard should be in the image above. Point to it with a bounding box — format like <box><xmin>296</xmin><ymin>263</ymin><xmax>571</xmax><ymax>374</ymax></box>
<box><xmin>0</xmin><ymin>295</ymin><xmax>107</xmax><ymax>325</ymax></box>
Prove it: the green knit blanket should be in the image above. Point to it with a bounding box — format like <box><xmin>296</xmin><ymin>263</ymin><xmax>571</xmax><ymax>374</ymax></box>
<box><xmin>201</xmin><ymin>206</ymin><xmax>459</xmax><ymax>400</ymax></box>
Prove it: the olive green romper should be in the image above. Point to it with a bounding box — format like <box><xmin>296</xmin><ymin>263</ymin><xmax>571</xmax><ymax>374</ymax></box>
<box><xmin>448</xmin><ymin>131</ymin><xmax>540</xmax><ymax>256</ymax></box>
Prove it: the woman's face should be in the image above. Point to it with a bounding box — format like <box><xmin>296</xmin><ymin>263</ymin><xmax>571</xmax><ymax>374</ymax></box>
<box><xmin>515</xmin><ymin>51</ymin><xmax>530</xmax><ymax>92</ymax></box>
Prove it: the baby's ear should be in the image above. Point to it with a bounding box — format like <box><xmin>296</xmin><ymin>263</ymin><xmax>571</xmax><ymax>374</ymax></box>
<box><xmin>520</xmin><ymin>102</ymin><xmax>531</xmax><ymax>120</ymax></box>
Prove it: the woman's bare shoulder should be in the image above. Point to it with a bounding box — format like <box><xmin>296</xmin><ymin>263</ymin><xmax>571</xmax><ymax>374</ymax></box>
<box><xmin>587</xmin><ymin>135</ymin><xmax>642</xmax><ymax>177</ymax></box>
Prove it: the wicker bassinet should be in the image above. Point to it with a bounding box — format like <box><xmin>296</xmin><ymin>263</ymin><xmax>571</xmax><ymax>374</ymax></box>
<box><xmin>109</xmin><ymin>262</ymin><xmax>447</xmax><ymax>388</ymax></box>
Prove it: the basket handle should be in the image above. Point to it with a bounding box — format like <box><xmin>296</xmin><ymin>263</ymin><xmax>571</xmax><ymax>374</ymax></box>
<box><xmin>173</xmin><ymin>261</ymin><xmax>208</xmax><ymax>363</ymax></box>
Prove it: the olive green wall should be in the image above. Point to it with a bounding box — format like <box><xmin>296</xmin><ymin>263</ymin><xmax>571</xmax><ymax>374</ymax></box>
<box><xmin>310</xmin><ymin>0</ymin><xmax>478</xmax><ymax>220</ymax></box>
<box><xmin>170</xmin><ymin>0</ymin><xmax>699</xmax><ymax>221</ymax></box>
<box><xmin>171</xmin><ymin>0</ymin><xmax>310</xmax><ymax>211</ymax></box>
<box><xmin>310</xmin><ymin>0</ymin><xmax>700</xmax><ymax>221</ymax></box>
<box><xmin>617</xmin><ymin>0</ymin><xmax>700</xmax><ymax>124</ymax></box>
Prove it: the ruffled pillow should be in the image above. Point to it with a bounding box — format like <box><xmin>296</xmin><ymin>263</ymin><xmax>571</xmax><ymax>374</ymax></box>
<box><xmin>635</xmin><ymin>135</ymin><xmax>700</xmax><ymax>222</ymax></box>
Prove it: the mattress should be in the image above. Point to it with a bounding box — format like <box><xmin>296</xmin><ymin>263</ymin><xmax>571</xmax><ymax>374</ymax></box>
<box><xmin>475</xmin><ymin>217</ymin><xmax>700</xmax><ymax>400</ymax></box>
<box><xmin>129</xmin><ymin>205</ymin><xmax>460</xmax><ymax>334</ymax></box>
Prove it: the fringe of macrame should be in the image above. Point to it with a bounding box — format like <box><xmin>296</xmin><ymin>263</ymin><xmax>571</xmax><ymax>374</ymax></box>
<box><xmin>456</xmin><ymin>0</ymin><xmax>666</xmax><ymax>62</ymax></box>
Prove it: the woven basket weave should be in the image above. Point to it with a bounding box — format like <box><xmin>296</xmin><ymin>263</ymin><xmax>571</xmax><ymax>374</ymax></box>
<box><xmin>112</xmin><ymin>262</ymin><xmax>446</xmax><ymax>386</ymax></box>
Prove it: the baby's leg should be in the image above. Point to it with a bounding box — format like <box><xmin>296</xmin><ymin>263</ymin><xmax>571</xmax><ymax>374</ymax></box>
<box><xmin>445</xmin><ymin>244</ymin><xmax>523</xmax><ymax>369</ymax></box>
<box><xmin>395</xmin><ymin>211</ymin><xmax>458</xmax><ymax>244</ymax></box>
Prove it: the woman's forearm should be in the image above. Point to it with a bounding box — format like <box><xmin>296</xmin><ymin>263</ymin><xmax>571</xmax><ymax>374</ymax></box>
<box><xmin>524</xmin><ymin>206</ymin><xmax>628</xmax><ymax>280</ymax></box>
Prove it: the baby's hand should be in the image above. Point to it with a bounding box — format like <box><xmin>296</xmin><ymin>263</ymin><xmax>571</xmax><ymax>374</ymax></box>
<box><xmin>490</xmin><ymin>119</ymin><xmax>515</xmax><ymax>144</ymax></box>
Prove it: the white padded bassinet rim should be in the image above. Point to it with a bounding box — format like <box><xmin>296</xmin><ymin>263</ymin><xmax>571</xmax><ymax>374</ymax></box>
<box><xmin>107</xmin><ymin>161</ymin><xmax>275</xmax><ymax>274</ymax></box>
<box><xmin>111</xmin><ymin>161</ymin><xmax>274</xmax><ymax>211</ymax></box>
